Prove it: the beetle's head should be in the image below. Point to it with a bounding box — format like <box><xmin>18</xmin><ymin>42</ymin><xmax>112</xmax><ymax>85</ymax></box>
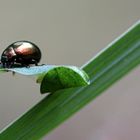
<box><xmin>1</xmin><ymin>47</ymin><xmax>16</xmax><ymax>62</ymax></box>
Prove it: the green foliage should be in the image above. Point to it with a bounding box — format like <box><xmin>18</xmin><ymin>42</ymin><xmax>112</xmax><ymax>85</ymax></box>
<box><xmin>1</xmin><ymin>21</ymin><xmax>140</xmax><ymax>140</ymax></box>
<box><xmin>5</xmin><ymin>65</ymin><xmax>90</xmax><ymax>93</ymax></box>
<box><xmin>40</xmin><ymin>66</ymin><xmax>89</xmax><ymax>93</ymax></box>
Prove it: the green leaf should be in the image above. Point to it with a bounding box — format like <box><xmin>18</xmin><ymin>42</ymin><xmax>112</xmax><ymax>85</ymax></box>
<box><xmin>40</xmin><ymin>66</ymin><xmax>90</xmax><ymax>93</ymax></box>
<box><xmin>2</xmin><ymin>65</ymin><xmax>90</xmax><ymax>93</ymax></box>
<box><xmin>1</xmin><ymin>21</ymin><xmax>140</xmax><ymax>140</ymax></box>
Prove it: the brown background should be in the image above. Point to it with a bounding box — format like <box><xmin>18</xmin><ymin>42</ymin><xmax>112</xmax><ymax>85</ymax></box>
<box><xmin>0</xmin><ymin>1</ymin><xmax>140</xmax><ymax>140</ymax></box>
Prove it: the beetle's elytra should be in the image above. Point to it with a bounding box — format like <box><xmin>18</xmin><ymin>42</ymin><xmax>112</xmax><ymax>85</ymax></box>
<box><xmin>1</xmin><ymin>41</ymin><xmax>41</xmax><ymax>68</ymax></box>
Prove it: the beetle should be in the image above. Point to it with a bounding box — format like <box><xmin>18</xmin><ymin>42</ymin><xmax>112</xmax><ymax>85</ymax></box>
<box><xmin>1</xmin><ymin>41</ymin><xmax>41</xmax><ymax>68</ymax></box>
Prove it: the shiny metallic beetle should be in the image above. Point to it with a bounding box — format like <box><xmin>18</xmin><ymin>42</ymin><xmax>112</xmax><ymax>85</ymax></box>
<box><xmin>1</xmin><ymin>41</ymin><xmax>41</xmax><ymax>68</ymax></box>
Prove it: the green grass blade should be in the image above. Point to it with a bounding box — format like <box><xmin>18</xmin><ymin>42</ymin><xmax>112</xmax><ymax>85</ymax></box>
<box><xmin>1</xmin><ymin>21</ymin><xmax>140</xmax><ymax>140</ymax></box>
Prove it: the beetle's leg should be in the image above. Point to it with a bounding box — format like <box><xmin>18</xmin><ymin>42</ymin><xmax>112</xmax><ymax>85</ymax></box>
<box><xmin>10</xmin><ymin>61</ymin><xmax>15</xmax><ymax>68</ymax></box>
<box><xmin>12</xmin><ymin>71</ymin><xmax>15</xmax><ymax>76</ymax></box>
<box><xmin>31</xmin><ymin>59</ymin><xmax>38</xmax><ymax>66</ymax></box>
<box><xmin>6</xmin><ymin>62</ymin><xmax>10</xmax><ymax>68</ymax></box>
<box><xmin>32</xmin><ymin>59</ymin><xmax>45</xmax><ymax>66</ymax></box>
<box><xmin>2</xmin><ymin>62</ymin><xmax>5</xmax><ymax>68</ymax></box>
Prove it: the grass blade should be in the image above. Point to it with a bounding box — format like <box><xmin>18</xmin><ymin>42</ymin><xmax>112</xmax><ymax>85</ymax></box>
<box><xmin>1</xmin><ymin>21</ymin><xmax>140</xmax><ymax>140</ymax></box>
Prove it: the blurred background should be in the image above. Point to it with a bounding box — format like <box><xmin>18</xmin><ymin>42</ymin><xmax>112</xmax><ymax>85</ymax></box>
<box><xmin>0</xmin><ymin>0</ymin><xmax>140</xmax><ymax>140</ymax></box>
